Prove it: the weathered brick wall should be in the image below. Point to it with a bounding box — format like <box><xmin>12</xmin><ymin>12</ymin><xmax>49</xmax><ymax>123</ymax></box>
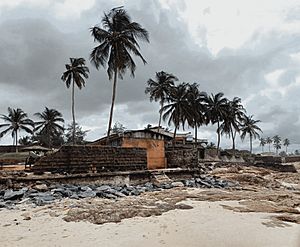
<box><xmin>166</xmin><ymin>148</ymin><xmax>199</xmax><ymax>168</ymax></box>
<box><xmin>284</xmin><ymin>156</ymin><xmax>300</xmax><ymax>163</ymax></box>
<box><xmin>0</xmin><ymin>145</ymin><xmax>25</xmax><ymax>153</ymax></box>
<box><xmin>31</xmin><ymin>145</ymin><xmax>147</xmax><ymax>173</ymax></box>
<box><xmin>254</xmin><ymin>156</ymin><xmax>282</xmax><ymax>164</ymax></box>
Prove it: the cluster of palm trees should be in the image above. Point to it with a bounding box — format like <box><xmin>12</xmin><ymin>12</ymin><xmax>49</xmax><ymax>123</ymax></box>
<box><xmin>145</xmin><ymin>71</ymin><xmax>262</xmax><ymax>153</ymax></box>
<box><xmin>259</xmin><ymin>136</ymin><xmax>290</xmax><ymax>154</ymax></box>
<box><xmin>0</xmin><ymin>107</ymin><xmax>87</xmax><ymax>151</ymax></box>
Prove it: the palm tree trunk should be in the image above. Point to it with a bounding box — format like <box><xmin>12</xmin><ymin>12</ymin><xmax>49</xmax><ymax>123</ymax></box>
<box><xmin>268</xmin><ymin>143</ymin><xmax>270</xmax><ymax>152</ymax></box>
<box><xmin>107</xmin><ymin>68</ymin><xmax>118</xmax><ymax>144</ymax></box>
<box><xmin>158</xmin><ymin>101</ymin><xmax>163</xmax><ymax>132</ymax></box>
<box><xmin>15</xmin><ymin>130</ymin><xmax>18</xmax><ymax>153</ymax></box>
<box><xmin>217</xmin><ymin>121</ymin><xmax>221</xmax><ymax>155</ymax></box>
<box><xmin>231</xmin><ymin>129</ymin><xmax>236</xmax><ymax>155</ymax></box>
<box><xmin>194</xmin><ymin>125</ymin><xmax>198</xmax><ymax>145</ymax></box>
<box><xmin>250</xmin><ymin>135</ymin><xmax>252</xmax><ymax>153</ymax></box>
<box><xmin>173</xmin><ymin>127</ymin><xmax>177</xmax><ymax>148</ymax></box>
<box><xmin>72</xmin><ymin>81</ymin><xmax>76</xmax><ymax>145</ymax></box>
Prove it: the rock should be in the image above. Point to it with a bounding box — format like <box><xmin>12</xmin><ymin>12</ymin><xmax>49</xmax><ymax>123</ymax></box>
<box><xmin>0</xmin><ymin>202</ymin><xmax>6</xmax><ymax>208</ymax></box>
<box><xmin>96</xmin><ymin>185</ymin><xmax>111</xmax><ymax>192</ymax></box>
<box><xmin>22</xmin><ymin>213</ymin><xmax>31</xmax><ymax>220</ymax></box>
<box><xmin>113</xmin><ymin>191</ymin><xmax>126</xmax><ymax>197</ymax></box>
<box><xmin>78</xmin><ymin>190</ymin><xmax>96</xmax><ymax>198</ymax></box>
<box><xmin>70</xmin><ymin>193</ymin><xmax>79</xmax><ymax>200</ymax></box>
<box><xmin>171</xmin><ymin>182</ymin><xmax>184</xmax><ymax>187</ymax></box>
<box><xmin>33</xmin><ymin>184</ymin><xmax>48</xmax><ymax>192</ymax></box>
<box><xmin>4</xmin><ymin>188</ymin><xmax>27</xmax><ymax>201</ymax></box>
<box><xmin>120</xmin><ymin>189</ymin><xmax>130</xmax><ymax>196</ymax></box>
<box><xmin>103</xmin><ymin>193</ymin><xmax>117</xmax><ymax>199</ymax></box>
<box><xmin>80</xmin><ymin>186</ymin><xmax>92</xmax><ymax>192</ymax></box>
<box><xmin>35</xmin><ymin>195</ymin><xmax>55</xmax><ymax>206</ymax></box>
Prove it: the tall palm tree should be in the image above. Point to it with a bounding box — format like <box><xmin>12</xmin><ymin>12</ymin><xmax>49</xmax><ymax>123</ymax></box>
<box><xmin>0</xmin><ymin>107</ymin><xmax>34</xmax><ymax>152</ymax></box>
<box><xmin>266</xmin><ymin>137</ymin><xmax>272</xmax><ymax>152</ymax></box>
<box><xmin>145</xmin><ymin>71</ymin><xmax>178</xmax><ymax>130</ymax></box>
<box><xmin>240</xmin><ymin>115</ymin><xmax>262</xmax><ymax>153</ymax></box>
<box><xmin>273</xmin><ymin>135</ymin><xmax>281</xmax><ymax>154</ymax></box>
<box><xmin>161</xmin><ymin>83</ymin><xmax>193</xmax><ymax>145</ymax></box>
<box><xmin>259</xmin><ymin>137</ymin><xmax>266</xmax><ymax>152</ymax></box>
<box><xmin>205</xmin><ymin>93</ymin><xmax>228</xmax><ymax>154</ymax></box>
<box><xmin>220</xmin><ymin>97</ymin><xmax>245</xmax><ymax>153</ymax></box>
<box><xmin>61</xmin><ymin>57</ymin><xmax>89</xmax><ymax>145</ymax></box>
<box><xmin>90</xmin><ymin>7</ymin><xmax>149</xmax><ymax>140</ymax></box>
<box><xmin>34</xmin><ymin>107</ymin><xmax>64</xmax><ymax>148</ymax></box>
<box><xmin>186</xmin><ymin>83</ymin><xmax>208</xmax><ymax>144</ymax></box>
<box><xmin>283</xmin><ymin>138</ymin><xmax>290</xmax><ymax>153</ymax></box>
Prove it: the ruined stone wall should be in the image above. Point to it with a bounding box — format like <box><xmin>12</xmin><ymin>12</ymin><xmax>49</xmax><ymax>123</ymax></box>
<box><xmin>0</xmin><ymin>145</ymin><xmax>24</xmax><ymax>153</ymax></box>
<box><xmin>31</xmin><ymin>145</ymin><xmax>147</xmax><ymax>174</ymax></box>
<box><xmin>166</xmin><ymin>148</ymin><xmax>198</xmax><ymax>168</ymax></box>
<box><xmin>284</xmin><ymin>156</ymin><xmax>300</xmax><ymax>163</ymax></box>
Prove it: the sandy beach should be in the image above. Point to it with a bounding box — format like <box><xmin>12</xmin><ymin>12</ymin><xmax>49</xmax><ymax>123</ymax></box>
<box><xmin>1</xmin><ymin>197</ymin><xmax>299</xmax><ymax>247</ymax></box>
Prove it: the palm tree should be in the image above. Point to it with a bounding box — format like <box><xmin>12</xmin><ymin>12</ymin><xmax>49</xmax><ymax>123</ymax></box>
<box><xmin>219</xmin><ymin>97</ymin><xmax>245</xmax><ymax>153</ymax></box>
<box><xmin>273</xmin><ymin>135</ymin><xmax>281</xmax><ymax>154</ymax></box>
<box><xmin>61</xmin><ymin>58</ymin><xmax>89</xmax><ymax>145</ymax></box>
<box><xmin>0</xmin><ymin>107</ymin><xmax>34</xmax><ymax>152</ymax></box>
<box><xmin>161</xmin><ymin>83</ymin><xmax>193</xmax><ymax>145</ymax></box>
<box><xmin>34</xmin><ymin>107</ymin><xmax>65</xmax><ymax>148</ymax></box>
<box><xmin>186</xmin><ymin>83</ymin><xmax>208</xmax><ymax>144</ymax></box>
<box><xmin>240</xmin><ymin>115</ymin><xmax>262</xmax><ymax>153</ymax></box>
<box><xmin>90</xmin><ymin>7</ymin><xmax>149</xmax><ymax>140</ymax></box>
<box><xmin>205</xmin><ymin>93</ymin><xmax>228</xmax><ymax>154</ymax></box>
<box><xmin>145</xmin><ymin>71</ymin><xmax>178</xmax><ymax>130</ymax></box>
<box><xmin>283</xmin><ymin>138</ymin><xmax>290</xmax><ymax>153</ymax></box>
<box><xmin>259</xmin><ymin>137</ymin><xmax>266</xmax><ymax>152</ymax></box>
<box><xmin>266</xmin><ymin>137</ymin><xmax>272</xmax><ymax>152</ymax></box>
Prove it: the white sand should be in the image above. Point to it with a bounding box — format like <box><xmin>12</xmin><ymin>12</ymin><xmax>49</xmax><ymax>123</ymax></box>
<box><xmin>0</xmin><ymin>200</ymin><xmax>299</xmax><ymax>247</ymax></box>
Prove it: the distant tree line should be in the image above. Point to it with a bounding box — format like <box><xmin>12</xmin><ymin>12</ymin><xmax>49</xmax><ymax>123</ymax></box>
<box><xmin>259</xmin><ymin>136</ymin><xmax>290</xmax><ymax>154</ymax></box>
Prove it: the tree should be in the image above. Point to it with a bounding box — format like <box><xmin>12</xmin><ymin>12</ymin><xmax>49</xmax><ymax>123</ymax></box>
<box><xmin>205</xmin><ymin>93</ymin><xmax>228</xmax><ymax>154</ymax></box>
<box><xmin>34</xmin><ymin>107</ymin><xmax>65</xmax><ymax>148</ymax></box>
<box><xmin>240</xmin><ymin>115</ymin><xmax>262</xmax><ymax>153</ymax></box>
<box><xmin>186</xmin><ymin>83</ymin><xmax>208</xmax><ymax>144</ymax></box>
<box><xmin>273</xmin><ymin>135</ymin><xmax>281</xmax><ymax>154</ymax></box>
<box><xmin>266</xmin><ymin>137</ymin><xmax>272</xmax><ymax>152</ymax></box>
<box><xmin>61</xmin><ymin>58</ymin><xmax>89</xmax><ymax>145</ymax></box>
<box><xmin>283</xmin><ymin>138</ymin><xmax>290</xmax><ymax>153</ymax></box>
<box><xmin>0</xmin><ymin>107</ymin><xmax>34</xmax><ymax>152</ymax></box>
<box><xmin>295</xmin><ymin>150</ymin><xmax>300</xmax><ymax>155</ymax></box>
<box><xmin>19</xmin><ymin>136</ymin><xmax>33</xmax><ymax>146</ymax></box>
<box><xmin>145</xmin><ymin>71</ymin><xmax>177</xmax><ymax>130</ymax></box>
<box><xmin>111</xmin><ymin>122</ymin><xmax>126</xmax><ymax>135</ymax></box>
<box><xmin>219</xmin><ymin>97</ymin><xmax>245</xmax><ymax>154</ymax></box>
<box><xmin>65</xmin><ymin>122</ymin><xmax>88</xmax><ymax>144</ymax></box>
<box><xmin>90</xmin><ymin>7</ymin><xmax>149</xmax><ymax>140</ymax></box>
<box><xmin>161</xmin><ymin>83</ymin><xmax>193</xmax><ymax>145</ymax></box>
<box><xmin>259</xmin><ymin>137</ymin><xmax>266</xmax><ymax>152</ymax></box>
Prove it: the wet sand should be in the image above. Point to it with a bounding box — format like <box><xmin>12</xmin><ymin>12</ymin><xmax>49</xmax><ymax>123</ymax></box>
<box><xmin>1</xmin><ymin>200</ymin><xmax>299</xmax><ymax>247</ymax></box>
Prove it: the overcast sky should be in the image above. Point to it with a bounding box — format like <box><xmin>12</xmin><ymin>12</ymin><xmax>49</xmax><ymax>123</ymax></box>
<box><xmin>0</xmin><ymin>0</ymin><xmax>300</xmax><ymax>153</ymax></box>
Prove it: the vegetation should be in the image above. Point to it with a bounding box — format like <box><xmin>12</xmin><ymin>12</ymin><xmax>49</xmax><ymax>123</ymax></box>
<box><xmin>266</xmin><ymin>137</ymin><xmax>272</xmax><ymax>152</ymax></box>
<box><xmin>61</xmin><ymin>58</ymin><xmax>89</xmax><ymax>145</ymax></box>
<box><xmin>0</xmin><ymin>108</ymin><xmax>34</xmax><ymax>152</ymax></box>
<box><xmin>111</xmin><ymin>122</ymin><xmax>126</xmax><ymax>135</ymax></box>
<box><xmin>259</xmin><ymin>137</ymin><xmax>266</xmax><ymax>152</ymax></box>
<box><xmin>65</xmin><ymin>123</ymin><xmax>89</xmax><ymax>145</ymax></box>
<box><xmin>283</xmin><ymin>138</ymin><xmax>290</xmax><ymax>153</ymax></box>
<box><xmin>90</xmin><ymin>7</ymin><xmax>149</xmax><ymax>140</ymax></box>
<box><xmin>273</xmin><ymin>135</ymin><xmax>281</xmax><ymax>154</ymax></box>
<box><xmin>34</xmin><ymin>107</ymin><xmax>65</xmax><ymax>148</ymax></box>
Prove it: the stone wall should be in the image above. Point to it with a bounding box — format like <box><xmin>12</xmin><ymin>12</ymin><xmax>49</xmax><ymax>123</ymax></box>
<box><xmin>31</xmin><ymin>145</ymin><xmax>147</xmax><ymax>174</ymax></box>
<box><xmin>0</xmin><ymin>145</ymin><xmax>25</xmax><ymax>153</ymax></box>
<box><xmin>166</xmin><ymin>148</ymin><xmax>199</xmax><ymax>168</ymax></box>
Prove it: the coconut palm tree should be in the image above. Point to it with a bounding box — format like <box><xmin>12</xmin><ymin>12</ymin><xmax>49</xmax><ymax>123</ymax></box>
<box><xmin>0</xmin><ymin>107</ymin><xmax>34</xmax><ymax>152</ymax></box>
<box><xmin>162</xmin><ymin>83</ymin><xmax>193</xmax><ymax>145</ymax></box>
<box><xmin>273</xmin><ymin>135</ymin><xmax>281</xmax><ymax>154</ymax></box>
<box><xmin>283</xmin><ymin>138</ymin><xmax>290</xmax><ymax>153</ymax></box>
<box><xmin>205</xmin><ymin>93</ymin><xmax>228</xmax><ymax>154</ymax></box>
<box><xmin>34</xmin><ymin>107</ymin><xmax>65</xmax><ymax>148</ymax></box>
<box><xmin>266</xmin><ymin>137</ymin><xmax>272</xmax><ymax>152</ymax></box>
<box><xmin>219</xmin><ymin>97</ymin><xmax>245</xmax><ymax>153</ymax></box>
<box><xmin>186</xmin><ymin>83</ymin><xmax>208</xmax><ymax>144</ymax></box>
<box><xmin>145</xmin><ymin>71</ymin><xmax>177</xmax><ymax>130</ymax></box>
<box><xmin>240</xmin><ymin>115</ymin><xmax>262</xmax><ymax>153</ymax></box>
<box><xmin>90</xmin><ymin>7</ymin><xmax>149</xmax><ymax>140</ymax></box>
<box><xmin>61</xmin><ymin>58</ymin><xmax>89</xmax><ymax>145</ymax></box>
<box><xmin>259</xmin><ymin>137</ymin><xmax>266</xmax><ymax>152</ymax></box>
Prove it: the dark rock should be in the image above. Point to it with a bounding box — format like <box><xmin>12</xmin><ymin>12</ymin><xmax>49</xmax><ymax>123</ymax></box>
<box><xmin>103</xmin><ymin>193</ymin><xmax>117</xmax><ymax>199</ymax></box>
<box><xmin>80</xmin><ymin>186</ymin><xmax>92</xmax><ymax>192</ymax></box>
<box><xmin>70</xmin><ymin>193</ymin><xmax>79</xmax><ymax>200</ymax></box>
<box><xmin>96</xmin><ymin>185</ymin><xmax>111</xmax><ymax>192</ymax></box>
<box><xmin>78</xmin><ymin>190</ymin><xmax>96</xmax><ymax>198</ymax></box>
<box><xmin>120</xmin><ymin>189</ymin><xmax>130</xmax><ymax>196</ymax></box>
<box><xmin>4</xmin><ymin>188</ymin><xmax>28</xmax><ymax>201</ymax></box>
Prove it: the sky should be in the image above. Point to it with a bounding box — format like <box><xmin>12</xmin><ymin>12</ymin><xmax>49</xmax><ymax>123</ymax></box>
<box><xmin>0</xmin><ymin>0</ymin><xmax>300</xmax><ymax>153</ymax></box>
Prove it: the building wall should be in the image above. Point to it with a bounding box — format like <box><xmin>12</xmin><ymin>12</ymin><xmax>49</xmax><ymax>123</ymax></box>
<box><xmin>122</xmin><ymin>138</ymin><xmax>166</xmax><ymax>170</ymax></box>
<box><xmin>31</xmin><ymin>145</ymin><xmax>147</xmax><ymax>173</ymax></box>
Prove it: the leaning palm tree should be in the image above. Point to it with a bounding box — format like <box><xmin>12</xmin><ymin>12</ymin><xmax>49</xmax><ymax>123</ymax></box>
<box><xmin>266</xmin><ymin>137</ymin><xmax>272</xmax><ymax>152</ymax></box>
<box><xmin>273</xmin><ymin>135</ymin><xmax>281</xmax><ymax>154</ymax></box>
<box><xmin>205</xmin><ymin>93</ymin><xmax>228</xmax><ymax>154</ymax></box>
<box><xmin>240</xmin><ymin>115</ymin><xmax>262</xmax><ymax>153</ymax></box>
<box><xmin>145</xmin><ymin>71</ymin><xmax>178</xmax><ymax>130</ymax></box>
<box><xmin>0</xmin><ymin>107</ymin><xmax>34</xmax><ymax>152</ymax></box>
<box><xmin>90</xmin><ymin>7</ymin><xmax>149</xmax><ymax>140</ymax></box>
<box><xmin>283</xmin><ymin>138</ymin><xmax>290</xmax><ymax>153</ymax></box>
<box><xmin>161</xmin><ymin>83</ymin><xmax>193</xmax><ymax>146</ymax></box>
<box><xmin>61</xmin><ymin>57</ymin><xmax>89</xmax><ymax>145</ymax></box>
<box><xmin>34</xmin><ymin>107</ymin><xmax>65</xmax><ymax>148</ymax></box>
<box><xmin>259</xmin><ymin>137</ymin><xmax>266</xmax><ymax>152</ymax></box>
